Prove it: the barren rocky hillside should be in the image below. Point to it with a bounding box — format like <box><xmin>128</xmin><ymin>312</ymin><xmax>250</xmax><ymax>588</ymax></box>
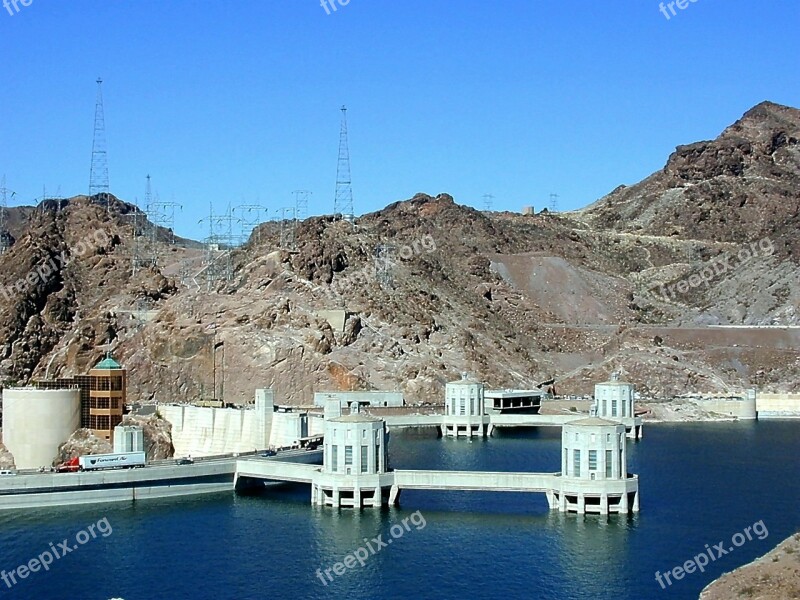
<box><xmin>0</xmin><ymin>102</ymin><xmax>798</xmax><ymax>404</ymax></box>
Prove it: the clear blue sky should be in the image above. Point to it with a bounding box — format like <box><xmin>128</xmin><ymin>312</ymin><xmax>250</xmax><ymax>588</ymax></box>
<box><xmin>1</xmin><ymin>0</ymin><xmax>798</xmax><ymax>241</ymax></box>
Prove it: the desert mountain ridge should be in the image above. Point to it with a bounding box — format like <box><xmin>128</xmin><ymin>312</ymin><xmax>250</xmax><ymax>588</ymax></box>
<box><xmin>0</xmin><ymin>101</ymin><xmax>797</xmax><ymax>405</ymax></box>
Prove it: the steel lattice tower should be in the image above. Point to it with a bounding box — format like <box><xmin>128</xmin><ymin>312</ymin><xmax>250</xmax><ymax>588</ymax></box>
<box><xmin>89</xmin><ymin>78</ymin><xmax>110</xmax><ymax>199</ymax></box>
<box><xmin>234</xmin><ymin>204</ymin><xmax>268</xmax><ymax>246</ymax></box>
<box><xmin>333</xmin><ymin>106</ymin><xmax>354</xmax><ymax>221</ymax></box>
<box><xmin>483</xmin><ymin>194</ymin><xmax>494</xmax><ymax>212</ymax></box>
<box><xmin>279</xmin><ymin>207</ymin><xmax>297</xmax><ymax>250</ymax></box>
<box><xmin>549</xmin><ymin>193</ymin><xmax>559</xmax><ymax>213</ymax></box>
<box><xmin>0</xmin><ymin>176</ymin><xmax>14</xmax><ymax>255</ymax></box>
<box><xmin>293</xmin><ymin>190</ymin><xmax>311</xmax><ymax>221</ymax></box>
<box><xmin>374</xmin><ymin>244</ymin><xmax>396</xmax><ymax>290</ymax></box>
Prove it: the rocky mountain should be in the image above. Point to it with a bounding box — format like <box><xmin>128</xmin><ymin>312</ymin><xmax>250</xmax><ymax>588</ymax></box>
<box><xmin>0</xmin><ymin>102</ymin><xmax>798</xmax><ymax>404</ymax></box>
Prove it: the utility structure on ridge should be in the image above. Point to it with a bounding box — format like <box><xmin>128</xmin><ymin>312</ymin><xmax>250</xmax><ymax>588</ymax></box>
<box><xmin>482</xmin><ymin>194</ymin><xmax>494</xmax><ymax>212</ymax></box>
<box><xmin>293</xmin><ymin>189</ymin><xmax>311</xmax><ymax>222</ymax></box>
<box><xmin>333</xmin><ymin>106</ymin><xmax>354</xmax><ymax>222</ymax></box>
<box><xmin>0</xmin><ymin>176</ymin><xmax>14</xmax><ymax>255</ymax></box>
<box><xmin>199</xmin><ymin>204</ymin><xmax>236</xmax><ymax>291</ymax></box>
<box><xmin>278</xmin><ymin>207</ymin><xmax>297</xmax><ymax>251</ymax></box>
<box><xmin>374</xmin><ymin>244</ymin><xmax>396</xmax><ymax>290</ymax></box>
<box><xmin>89</xmin><ymin>78</ymin><xmax>110</xmax><ymax>206</ymax></box>
<box><xmin>234</xmin><ymin>204</ymin><xmax>268</xmax><ymax>246</ymax></box>
<box><xmin>549</xmin><ymin>193</ymin><xmax>559</xmax><ymax>213</ymax></box>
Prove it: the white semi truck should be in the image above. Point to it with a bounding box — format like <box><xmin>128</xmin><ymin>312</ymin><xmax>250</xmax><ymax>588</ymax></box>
<box><xmin>78</xmin><ymin>452</ymin><xmax>146</xmax><ymax>471</ymax></box>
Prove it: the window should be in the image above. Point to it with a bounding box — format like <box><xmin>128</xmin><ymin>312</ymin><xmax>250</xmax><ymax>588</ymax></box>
<box><xmin>612</xmin><ymin>399</ymin><xmax>618</xmax><ymax>416</ymax></box>
<box><xmin>619</xmin><ymin>449</ymin><xmax>624</xmax><ymax>477</ymax></box>
<box><xmin>621</xmin><ymin>396</ymin><xmax>627</xmax><ymax>416</ymax></box>
<box><xmin>589</xmin><ymin>450</ymin><xmax>597</xmax><ymax>471</ymax></box>
<box><xmin>573</xmin><ymin>449</ymin><xmax>581</xmax><ymax>477</ymax></box>
<box><xmin>376</xmin><ymin>444</ymin><xmax>381</xmax><ymax>470</ymax></box>
<box><xmin>345</xmin><ymin>446</ymin><xmax>353</xmax><ymax>465</ymax></box>
<box><xmin>459</xmin><ymin>400</ymin><xmax>466</xmax><ymax>416</ymax></box>
<box><xmin>361</xmin><ymin>446</ymin><xmax>368</xmax><ymax>473</ymax></box>
<box><xmin>564</xmin><ymin>448</ymin><xmax>568</xmax><ymax>473</ymax></box>
<box><xmin>607</xmin><ymin>433</ymin><xmax>611</xmax><ymax>443</ymax></box>
<box><xmin>590</xmin><ymin>433</ymin><xmax>595</xmax><ymax>443</ymax></box>
<box><xmin>331</xmin><ymin>445</ymin><xmax>338</xmax><ymax>472</ymax></box>
<box><xmin>606</xmin><ymin>450</ymin><xmax>612</xmax><ymax>478</ymax></box>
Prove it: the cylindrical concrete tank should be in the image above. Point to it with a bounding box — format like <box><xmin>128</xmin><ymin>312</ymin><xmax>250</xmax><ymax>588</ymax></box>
<box><xmin>2</xmin><ymin>388</ymin><xmax>81</xmax><ymax>469</ymax></box>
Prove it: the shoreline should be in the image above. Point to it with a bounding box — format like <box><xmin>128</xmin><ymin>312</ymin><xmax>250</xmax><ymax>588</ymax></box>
<box><xmin>699</xmin><ymin>531</ymin><xmax>800</xmax><ymax>599</ymax></box>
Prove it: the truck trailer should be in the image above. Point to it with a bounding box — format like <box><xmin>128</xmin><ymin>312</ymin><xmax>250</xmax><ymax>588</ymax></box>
<box><xmin>78</xmin><ymin>452</ymin><xmax>146</xmax><ymax>471</ymax></box>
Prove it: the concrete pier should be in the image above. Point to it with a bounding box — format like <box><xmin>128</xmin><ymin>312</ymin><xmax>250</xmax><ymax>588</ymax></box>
<box><xmin>232</xmin><ymin>414</ymin><xmax>641</xmax><ymax>515</ymax></box>
<box><xmin>381</xmin><ymin>413</ymin><xmax>643</xmax><ymax>440</ymax></box>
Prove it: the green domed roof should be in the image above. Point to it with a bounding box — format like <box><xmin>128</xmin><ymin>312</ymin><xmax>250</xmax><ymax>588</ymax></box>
<box><xmin>94</xmin><ymin>355</ymin><xmax>122</xmax><ymax>369</ymax></box>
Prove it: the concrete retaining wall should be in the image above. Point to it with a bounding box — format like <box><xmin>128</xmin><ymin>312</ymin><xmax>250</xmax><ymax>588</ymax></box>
<box><xmin>757</xmin><ymin>393</ymin><xmax>800</xmax><ymax>418</ymax></box>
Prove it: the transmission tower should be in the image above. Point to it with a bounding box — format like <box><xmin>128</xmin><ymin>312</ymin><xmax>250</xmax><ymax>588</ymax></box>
<box><xmin>333</xmin><ymin>106</ymin><xmax>354</xmax><ymax>222</ymax></box>
<box><xmin>293</xmin><ymin>190</ymin><xmax>311</xmax><ymax>221</ymax></box>
<box><xmin>374</xmin><ymin>244</ymin><xmax>396</xmax><ymax>290</ymax></box>
<box><xmin>122</xmin><ymin>197</ymin><xmax>146</xmax><ymax>276</ymax></box>
<box><xmin>89</xmin><ymin>78</ymin><xmax>110</xmax><ymax>205</ymax></box>
<box><xmin>199</xmin><ymin>204</ymin><xmax>236</xmax><ymax>290</ymax></box>
<box><xmin>233</xmin><ymin>204</ymin><xmax>267</xmax><ymax>246</ymax></box>
<box><xmin>145</xmin><ymin>177</ymin><xmax>182</xmax><ymax>267</ymax></box>
<box><xmin>0</xmin><ymin>176</ymin><xmax>15</xmax><ymax>255</ymax></box>
<box><xmin>278</xmin><ymin>207</ymin><xmax>297</xmax><ymax>251</ymax></box>
<box><xmin>549</xmin><ymin>193</ymin><xmax>559</xmax><ymax>213</ymax></box>
<box><xmin>482</xmin><ymin>194</ymin><xmax>494</xmax><ymax>212</ymax></box>
<box><xmin>123</xmin><ymin>176</ymin><xmax>155</xmax><ymax>275</ymax></box>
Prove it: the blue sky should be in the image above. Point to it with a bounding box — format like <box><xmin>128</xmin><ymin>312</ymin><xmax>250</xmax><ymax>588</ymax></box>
<box><xmin>1</xmin><ymin>0</ymin><xmax>798</xmax><ymax>241</ymax></box>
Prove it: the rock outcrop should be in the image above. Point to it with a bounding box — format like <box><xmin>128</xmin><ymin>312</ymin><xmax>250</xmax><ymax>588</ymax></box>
<box><xmin>0</xmin><ymin>434</ymin><xmax>15</xmax><ymax>469</ymax></box>
<box><xmin>55</xmin><ymin>429</ymin><xmax>113</xmax><ymax>466</ymax></box>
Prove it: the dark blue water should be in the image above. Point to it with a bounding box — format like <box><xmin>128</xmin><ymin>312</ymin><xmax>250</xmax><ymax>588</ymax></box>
<box><xmin>0</xmin><ymin>422</ymin><xmax>798</xmax><ymax>600</ymax></box>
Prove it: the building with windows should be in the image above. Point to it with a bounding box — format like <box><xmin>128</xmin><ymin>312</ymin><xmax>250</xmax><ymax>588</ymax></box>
<box><xmin>313</xmin><ymin>405</ymin><xmax>390</xmax><ymax>507</ymax></box>
<box><xmin>593</xmin><ymin>372</ymin><xmax>635</xmax><ymax>419</ymax></box>
<box><xmin>548</xmin><ymin>417</ymin><xmax>639</xmax><ymax>514</ymax></box>
<box><xmin>87</xmin><ymin>355</ymin><xmax>126</xmax><ymax>441</ymax></box>
<box><xmin>33</xmin><ymin>353</ymin><xmax>127</xmax><ymax>443</ymax></box>
<box><xmin>443</xmin><ymin>374</ymin><xmax>488</xmax><ymax>437</ymax></box>
<box><xmin>484</xmin><ymin>389</ymin><xmax>544</xmax><ymax>414</ymax></box>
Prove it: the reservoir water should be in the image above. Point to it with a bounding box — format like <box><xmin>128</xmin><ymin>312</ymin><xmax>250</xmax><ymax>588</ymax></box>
<box><xmin>0</xmin><ymin>421</ymin><xmax>798</xmax><ymax>600</ymax></box>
